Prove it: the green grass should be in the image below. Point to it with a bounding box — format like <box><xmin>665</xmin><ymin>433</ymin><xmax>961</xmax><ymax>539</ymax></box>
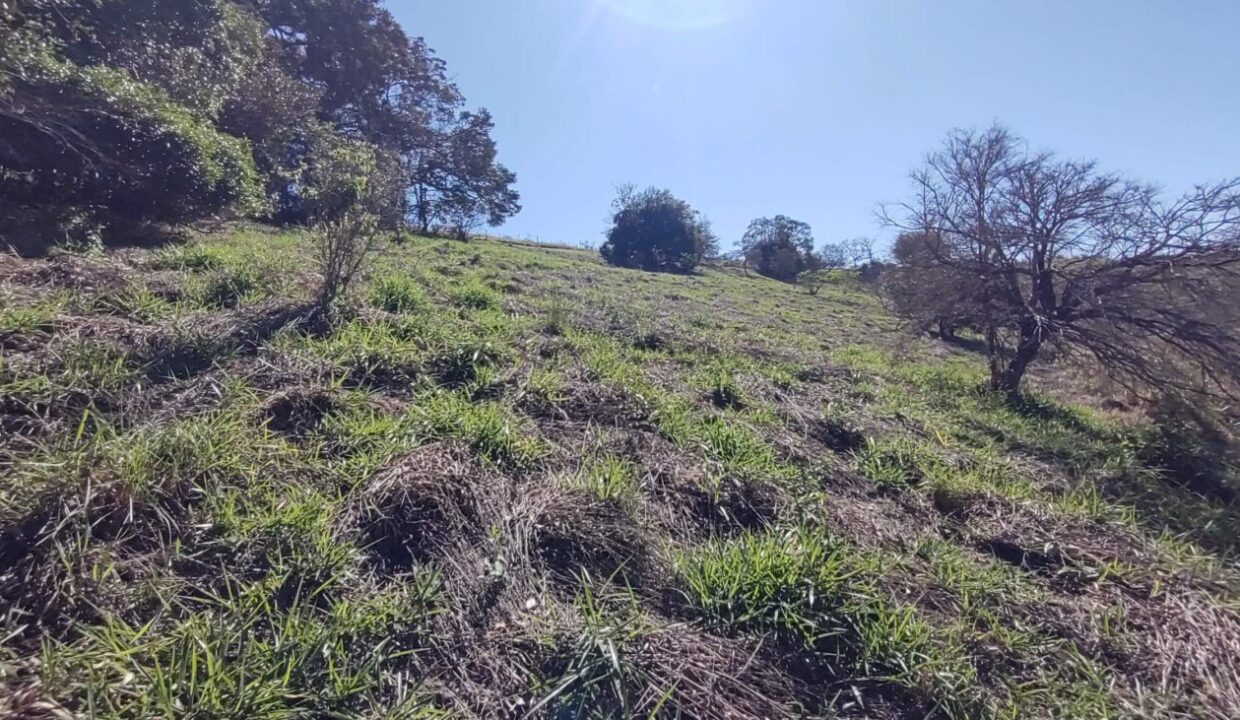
<box><xmin>676</xmin><ymin>530</ymin><xmax>984</xmax><ymax>716</ymax></box>
<box><xmin>40</xmin><ymin>574</ymin><xmax>441</xmax><ymax>718</ymax></box>
<box><xmin>564</xmin><ymin>454</ymin><xmax>641</xmax><ymax>512</ymax></box>
<box><xmin>3</xmin><ymin>227</ymin><xmax>1237</xmax><ymax>720</ymax></box>
<box><xmin>449</xmin><ymin>276</ymin><xmax>500</xmax><ymax>310</ymax></box>
<box><xmin>854</xmin><ymin>436</ymin><xmax>947</xmax><ymax>489</ymax></box>
<box><xmin>368</xmin><ymin>272</ymin><xmax>430</xmax><ymax>314</ymax></box>
<box><xmin>416</xmin><ymin>388</ymin><xmax>544</xmax><ymax>467</ymax></box>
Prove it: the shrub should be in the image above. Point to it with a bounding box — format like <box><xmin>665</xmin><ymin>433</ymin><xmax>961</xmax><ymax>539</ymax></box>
<box><xmin>450</xmin><ymin>277</ymin><xmax>500</xmax><ymax>310</ymax></box>
<box><xmin>313</xmin><ymin>211</ymin><xmax>384</xmax><ymax>314</ymax></box>
<box><xmin>741</xmin><ymin>215</ymin><xmax>815</xmax><ymax>282</ymax></box>
<box><xmin>368</xmin><ymin>273</ymin><xmax>428</xmax><ymax>314</ymax></box>
<box><xmin>599</xmin><ymin>186</ymin><xmax>713</xmax><ymax>274</ymax></box>
<box><xmin>0</xmin><ymin>58</ymin><xmax>264</xmax><ymax>235</ymax></box>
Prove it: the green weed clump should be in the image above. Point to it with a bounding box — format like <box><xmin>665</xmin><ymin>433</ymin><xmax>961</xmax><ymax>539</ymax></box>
<box><xmin>89</xmin><ymin>287</ymin><xmax>174</xmax><ymax>323</ymax></box>
<box><xmin>368</xmin><ymin>273</ymin><xmax>429</xmax><ymax>314</ymax></box>
<box><xmin>854</xmin><ymin>436</ymin><xmax>947</xmax><ymax>489</ymax></box>
<box><xmin>702</xmin><ymin>365</ymin><xmax>745</xmax><ymax>409</ymax></box>
<box><xmin>566</xmin><ymin>455</ymin><xmax>640</xmax><ymax>511</ymax></box>
<box><xmin>39</xmin><ymin>576</ymin><xmax>441</xmax><ymax>719</ymax></box>
<box><xmin>0</xmin><ymin>297</ymin><xmax>66</xmax><ymax>335</ymax></box>
<box><xmin>676</xmin><ymin>530</ymin><xmax>981</xmax><ymax>713</ymax></box>
<box><xmin>191</xmin><ymin>265</ymin><xmax>264</xmax><ymax>309</ymax></box>
<box><xmin>417</xmin><ymin>389</ymin><xmax>543</xmax><ymax>467</ymax></box>
<box><xmin>676</xmin><ymin>529</ymin><xmax>858</xmax><ymax>650</ymax></box>
<box><xmin>696</xmin><ymin>417</ymin><xmax>781</xmax><ymax>478</ymax></box>
<box><xmin>152</xmin><ymin>243</ymin><xmax>230</xmax><ymax>272</ymax></box>
<box><xmin>450</xmin><ymin>276</ymin><xmax>500</xmax><ymax>310</ymax></box>
<box><xmin>532</xmin><ymin>583</ymin><xmax>657</xmax><ymax>717</ymax></box>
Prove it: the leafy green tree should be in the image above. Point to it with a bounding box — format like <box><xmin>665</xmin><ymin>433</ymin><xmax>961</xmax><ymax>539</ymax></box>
<box><xmin>741</xmin><ymin>215</ymin><xmax>815</xmax><ymax>282</ymax></box>
<box><xmin>249</xmin><ymin>0</ymin><xmax>518</xmax><ymax>232</ymax></box>
<box><xmin>1</xmin><ymin>0</ymin><xmax>264</xmax><ymax>243</ymax></box>
<box><xmin>1</xmin><ymin>0</ymin><xmax>518</xmax><ymax>249</ymax></box>
<box><xmin>254</xmin><ymin>0</ymin><xmax>460</xmax><ymax>135</ymax></box>
<box><xmin>600</xmin><ymin>186</ymin><xmax>711</xmax><ymax>274</ymax></box>
<box><xmin>407</xmin><ymin>109</ymin><xmax>520</xmax><ymax>237</ymax></box>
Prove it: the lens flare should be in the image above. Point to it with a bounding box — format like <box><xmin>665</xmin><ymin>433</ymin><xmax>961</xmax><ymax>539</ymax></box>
<box><xmin>597</xmin><ymin>0</ymin><xmax>753</xmax><ymax>30</ymax></box>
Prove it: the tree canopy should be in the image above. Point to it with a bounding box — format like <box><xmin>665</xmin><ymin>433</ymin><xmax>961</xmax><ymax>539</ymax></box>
<box><xmin>600</xmin><ymin>185</ymin><xmax>714</xmax><ymax>274</ymax></box>
<box><xmin>740</xmin><ymin>215</ymin><xmax>816</xmax><ymax>282</ymax></box>
<box><xmin>1</xmin><ymin>0</ymin><xmax>519</xmax><ymax>249</ymax></box>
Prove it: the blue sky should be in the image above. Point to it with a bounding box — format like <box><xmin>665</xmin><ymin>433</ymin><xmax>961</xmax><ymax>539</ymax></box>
<box><xmin>394</xmin><ymin>1</ymin><xmax>1239</xmax><ymax>252</ymax></box>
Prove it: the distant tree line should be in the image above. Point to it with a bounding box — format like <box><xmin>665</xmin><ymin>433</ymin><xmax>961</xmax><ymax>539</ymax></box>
<box><xmin>0</xmin><ymin>0</ymin><xmax>519</xmax><ymax>250</ymax></box>
<box><xmin>599</xmin><ymin>187</ymin><xmax>876</xmax><ymax>282</ymax></box>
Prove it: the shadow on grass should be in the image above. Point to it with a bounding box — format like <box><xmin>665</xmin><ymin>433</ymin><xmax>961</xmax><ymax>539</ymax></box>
<box><xmin>937</xmin><ymin>331</ymin><xmax>989</xmax><ymax>355</ymax></box>
<box><xmin>1110</xmin><ymin>399</ymin><xmax>1240</xmax><ymax>558</ymax></box>
<box><xmin>965</xmin><ymin>390</ymin><xmax>1240</xmax><ymax>560</ymax></box>
<box><xmin>1005</xmin><ymin>393</ymin><xmax>1099</xmax><ymax>436</ymax></box>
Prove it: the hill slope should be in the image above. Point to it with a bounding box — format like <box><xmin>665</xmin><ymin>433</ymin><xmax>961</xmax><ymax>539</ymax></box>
<box><xmin>2</xmin><ymin>226</ymin><xmax>1238</xmax><ymax>719</ymax></box>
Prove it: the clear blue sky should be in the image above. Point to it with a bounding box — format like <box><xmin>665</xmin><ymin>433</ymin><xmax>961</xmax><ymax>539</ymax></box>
<box><xmin>392</xmin><ymin>1</ymin><xmax>1239</xmax><ymax>252</ymax></box>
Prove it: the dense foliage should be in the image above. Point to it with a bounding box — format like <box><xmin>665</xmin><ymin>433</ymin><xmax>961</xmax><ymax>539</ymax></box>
<box><xmin>740</xmin><ymin>215</ymin><xmax>816</xmax><ymax>282</ymax></box>
<box><xmin>600</xmin><ymin>185</ymin><xmax>714</xmax><ymax>273</ymax></box>
<box><xmin>0</xmin><ymin>0</ymin><xmax>520</xmax><ymax>249</ymax></box>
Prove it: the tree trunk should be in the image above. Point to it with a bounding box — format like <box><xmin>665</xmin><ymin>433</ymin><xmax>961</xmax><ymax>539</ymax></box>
<box><xmin>991</xmin><ymin>321</ymin><xmax>1043</xmax><ymax>398</ymax></box>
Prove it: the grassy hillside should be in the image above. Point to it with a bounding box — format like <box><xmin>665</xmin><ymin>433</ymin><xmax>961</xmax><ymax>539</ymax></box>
<box><xmin>2</xmin><ymin>226</ymin><xmax>1238</xmax><ymax>719</ymax></box>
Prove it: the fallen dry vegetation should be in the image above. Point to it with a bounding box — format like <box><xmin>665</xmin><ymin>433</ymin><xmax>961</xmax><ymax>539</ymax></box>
<box><xmin>2</xmin><ymin>225</ymin><xmax>1239</xmax><ymax>719</ymax></box>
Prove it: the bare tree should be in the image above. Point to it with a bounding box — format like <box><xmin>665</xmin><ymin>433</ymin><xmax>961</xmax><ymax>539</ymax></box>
<box><xmin>841</xmin><ymin>237</ymin><xmax>876</xmax><ymax>266</ymax></box>
<box><xmin>817</xmin><ymin>242</ymin><xmax>848</xmax><ymax>270</ymax></box>
<box><xmin>883</xmin><ymin>125</ymin><xmax>1240</xmax><ymax>398</ymax></box>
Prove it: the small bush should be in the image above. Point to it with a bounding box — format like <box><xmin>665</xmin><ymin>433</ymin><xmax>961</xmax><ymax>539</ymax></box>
<box><xmin>543</xmin><ymin>292</ymin><xmax>570</xmax><ymax>335</ymax></box>
<box><xmin>193</xmin><ymin>266</ymin><xmax>262</xmax><ymax>308</ymax></box>
<box><xmin>368</xmin><ymin>273</ymin><xmax>428</xmax><ymax>314</ymax></box>
<box><xmin>314</xmin><ymin>211</ymin><xmax>384</xmax><ymax>313</ymax></box>
<box><xmin>450</xmin><ymin>277</ymin><xmax>499</xmax><ymax>310</ymax></box>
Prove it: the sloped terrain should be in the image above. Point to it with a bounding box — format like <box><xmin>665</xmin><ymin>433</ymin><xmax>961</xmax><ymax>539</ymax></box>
<box><xmin>2</xmin><ymin>225</ymin><xmax>1239</xmax><ymax>719</ymax></box>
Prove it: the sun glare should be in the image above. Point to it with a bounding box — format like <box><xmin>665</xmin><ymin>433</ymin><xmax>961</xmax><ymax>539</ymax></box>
<box><xmin>596</xmin><ymin>0</ymin><xmax>753</xmax><ymax>30</ymax></box>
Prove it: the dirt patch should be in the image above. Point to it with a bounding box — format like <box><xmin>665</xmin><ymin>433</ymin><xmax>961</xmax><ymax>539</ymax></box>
<box><xmin>1</xmin><ymin>251</ymin><xmax>136</xmax><ymax>295</ymax></box>
<box><xmin>346</xmin><ymin>442</ymin><xmax>489</xmax><ymax>569</ymax></box>
<box><xmin>935</xmin><ymin>490</ymin><xmax>1155</xmax><ymax>592</ymax></box>
<box><xmin>818</xmin><ymin>470</ymin><xmax>941</xmax><ymax>550</ymax></box>
<box><xmin>1006</xmin><ymin>584</ymin><xmax>1240</xmax><ymax>720</ymax></box>
<box><xmin>525</xmin><ymin>379</ymin><xmax>656</xmax><ymax>431</ymax></box>
<box><xmin>524</xmin><ymin>487</ymin><xmax>652</xmax><ymax>585</ymax></box>
<box><xmin>621</xmin><ymin>432</ymin><xmax>788</xmax><ymax>537</ymax></box>
<box><xmin>140</xmin><ymin>301</ymin><xmax>313</xmax><ymax>381</ymax></box>
<box><xmin>257</xmin><ymin>387</ymin><xmax>337</xmax><ymax>436</ymax></box>
<box><xmin>810</xmin><ymin>416</ymin><xmax>868</xmax><ymax>454</ymax></box>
